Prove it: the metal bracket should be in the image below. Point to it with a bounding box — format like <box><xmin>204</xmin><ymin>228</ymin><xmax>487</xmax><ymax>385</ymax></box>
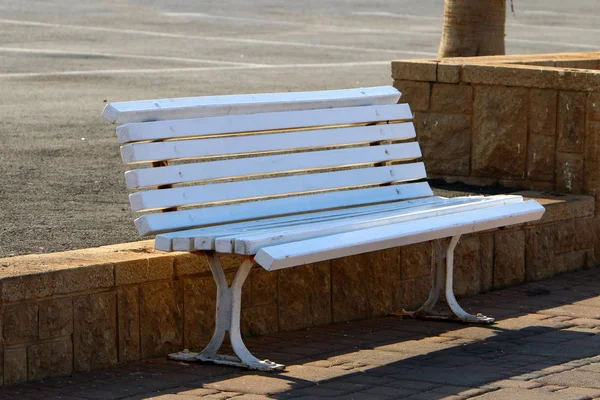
<box><xmin>169</xmin><ymin>253</ymin><xmax>284</xmax><ymax>372</ymax></box>
<box><xmin>402</xmin><ymin>235</ymin><xmax>495</xmax><ymax>324</ymax></box>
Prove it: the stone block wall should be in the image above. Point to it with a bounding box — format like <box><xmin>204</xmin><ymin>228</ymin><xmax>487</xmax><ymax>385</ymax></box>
<box><xmin>392</xmin><ymin>52</ymin><xmax>600</xmax><ymax>210</ymax></box>
<box><xmin>0</xmin><ymin>192</ymin><xmax>597</xmax><ymax>385</ymax></box>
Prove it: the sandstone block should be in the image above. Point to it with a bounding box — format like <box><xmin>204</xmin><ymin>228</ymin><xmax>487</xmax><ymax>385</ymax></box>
<box><xmin>4</xmin><ymin>347</ymin><xmax>27</xmax><ymax>385</ymax></box>
<box><xmin>278</xmin><ymin>266</ymin><xmax>315</xmax><ymax>332</ymax></box>
<box><xmin>557</xmin><ymin>91</ymin><xmax>587</xmax><ymax>153</ymax></box>
<box><xmin>140</xmin><ymin>281</ymin><xmax>183</xmax><ymax>358</ymax></box>
<box><xmin>392</xmin><ymin>60</ymin><xmax>437</xmax><ymax>82</ymax></box>
<box><xmin>115</xmin><ymin>255</ymin><xmax>174</xmax><ymax>285</ymax></box>
<box><xmin>73</xmin><ymin>291</ymin><xmax>118</xmax><ymax>372</ymax></box>
<box><xmin>554</xmin><ymin>59</ymin><xmax>599</xmax><ymax>69</ymax></box>
<box><xmin>365</xmin><ymin>247</ymin><xmax>401</xmax><ymax>316</ymax></box>
<box><xmin>241</xmin><ymin>303</ymin><xmax>279</xmax><ymax>337</ymax></box>
<box><xmin>517</xmin><ymin>192</ymin><xmax>595</xmax><ymax>224</ymax></box>
<box><xmin>575</xmin><ymin>218</ymin><xmax>596</xmax><ymax>250</ymax></box>
<box><xmin>331</xmin><ymin>254</ymin><xmax>370</xmax><ymax>323</ymax></box>
<box><xmin>529</xmin><ymin>89</ymin><xmax>557</xmax><ymax>136</ymax></box>
<box><xmin>493</xmin><ymin>230</ymin><xmax>525</xmax><ymax>289</ymax></box>
<box><xmin>399</xmin><ymin>277</ymin><xmax>431</xmax><ymax>310</ymax></box>
<box><xmin>28</xmin><ymin>339</ymin><xmax>72</xmax><ymax>381</ymax></box>
<box><xmin>2</xmin><ymin>263</ymin><xmax>114</xmax><ymax>302</ymax></box>
<box><xmin>400</xmin><ymin>242</ymin><xmax>431</xmax><ymax>280</ymax></box>
<box><xmin>525</xmin><ymin>226</ymin><xmax>555</xmax><ymax>281</ymax></box>
<box><xmin>437</xmin><ymin>63</ymin><xmax>461</xmax><ymax>83</ymax></box>
<box><xmin>312</xmin><ymin>261</ymin><xmax>332</xmax><ymax>326</ymax></box>
<box><xmin>173</xmin><ymin>252</ymin><xmax>210</xmax><ymax>277</ymax></box>
<box><xmin>589</xmin><ymin>92</ymin><xmax>600</xmax><ymax>121</ymax></box>
<box><xmin>472</xmin><ymin>86</ymin><xmax>528</xmax><ymax>179</ymax></box>
<box><xmin>278</xmin><ymin>261</ymin><xmax>331</xmax><ymax>332</ymax></box>
<box><xmin>183</xmin><ymin>275</ymin><xmax>216</xmax><ymax>350</ymax></box>
<box><xmin>414</xmin><ymin>112</ymin><xmax>471</xmax><ymax>176</ymax></box>
<box><xmin>555</xmin><ymin>251</ymin><xmax>587</xmax><ymax>273</ymax></box>
<box><xmin>117</xmin><ymin>286</ymin><xmax>140</xmax><ymax>362</ymax></box>
<box><xmin>251</xmin><ymin>267</ymin><xmax>278</xmax><ymax>306</ymax></box>
<box><xmin>39</xmin><ymin>297</ymin><xmax>73</xmax><ymax>339</ymax></box>
<box><xmin>462</xmin><ymin>64</ymin><xmax>600</xmax><ymax>91</ymax></box>
<box><xmin>4</xmin><ymin>303</ymin><xmax>38</xmax><ymax>345</ymax></box>
<box><xmin>454</xmin><ymin>236</ymin><xmax>481</xmax><ymax>297</ymax></box>
<box><xmin>480</xmin><ymin>234</ymin><xmax>494</xmax><ymax>293</ymax></box>
<box><xmin>527</xmin><ymin>134</ymin><xmax>555</xmax><ymax>182</ymax></box>
<box><xmin>584</xmin><ymin>121</ymin><xmax>600</xmax><ymax>200</ymax></box>
<box><xmin>555</xmin><ymin>152</ymin><xmax>584</xmax><ymax>194</ymax></box>
<box><xmin>393</xmin><ymin>80</ymin><xmax>430</xmax><ymax>111</ymax></box>
<box><xmin>430</xmin><ymin>83</ymin><xmax>473</xmax><ymax>114</ymax></box>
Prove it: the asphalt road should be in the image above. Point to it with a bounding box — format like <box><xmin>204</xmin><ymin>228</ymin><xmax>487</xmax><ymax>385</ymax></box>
<box><xmin>1</xmin><ymin>0</ymin><xmax>599</xmax><ymax>257</ymax></box>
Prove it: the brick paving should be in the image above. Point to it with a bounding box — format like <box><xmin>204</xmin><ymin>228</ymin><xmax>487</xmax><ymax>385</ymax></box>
<box><xmin>2</xmin><ymin>268</ymin><xmax>600</xmax><ymax>400</ymax></box>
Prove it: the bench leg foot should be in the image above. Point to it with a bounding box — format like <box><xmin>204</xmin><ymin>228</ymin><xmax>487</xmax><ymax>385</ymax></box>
<box><xmin>403</xmin><ymin>236</ymin><xmax>495</xmax><ymax>324</ymax></box>
<box><xmin>168</xmin><ymin>253</ymin><xmax>284</xmax><ymax>372</ymax></box>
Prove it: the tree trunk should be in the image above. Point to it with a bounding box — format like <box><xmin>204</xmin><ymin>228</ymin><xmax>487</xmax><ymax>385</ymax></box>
<box><xmin>438</xmin><ymin>0</ymin><xmax>506</xmax><ymax>58</ymax></box>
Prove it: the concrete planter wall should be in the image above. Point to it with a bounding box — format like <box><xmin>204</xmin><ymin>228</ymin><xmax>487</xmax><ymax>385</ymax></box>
<box><xmin>392</xmin><ymin>52</ymin><xmax>600</xmax><ymax>211</ymax></box>
<box><xmin>0</xmin><ymin>191</ymin><xmax>597</xmax><ymax>385</ymax></box>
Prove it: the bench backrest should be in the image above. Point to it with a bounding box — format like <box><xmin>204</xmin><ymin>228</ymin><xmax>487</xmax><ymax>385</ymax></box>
<box><xmin>103</xmin><ymin>86</ymin><xmax>433</xmax><ymax>236</ymax></box>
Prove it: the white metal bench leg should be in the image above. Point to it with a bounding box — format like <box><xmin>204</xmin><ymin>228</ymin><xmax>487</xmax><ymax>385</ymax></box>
<box><xmin>168</xmin><ymin>253</ymin><xmax>284</xmax><ymax>372</ymax></box>
<box><xmin>403</xmin><ymin>235</ymin><xmax>495</xmax><ymax>324</ymax></box>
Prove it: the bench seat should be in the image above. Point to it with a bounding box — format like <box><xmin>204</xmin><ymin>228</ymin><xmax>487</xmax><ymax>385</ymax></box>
<box><xmin>103</xmin><ymin>86</ymin><xmax>545</xmax><ymax>372</ymax></box>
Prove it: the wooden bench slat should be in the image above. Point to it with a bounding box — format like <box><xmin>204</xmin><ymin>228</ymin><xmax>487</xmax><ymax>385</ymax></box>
<box><xmin>254</xmin><ymin>200</ymin><xmax>546</xmax><ymax>270</ymax></box>
<box><xmin>155</xmin><ymin>196</ymin><xmax>456</xmax><ymax>251</ymax></box>
<box><xmin>120</xmin><ymin>122</ymin><xmax>416</xmax><ymax>164</ymax></box>
<box><xmin>117</xmin><ymin>104</ymin><xmax>412</xmax><ymax>144</ymax></box>
<box><xmin>102</xmin><ymin>86</ymin><xmax>401</xmax><ymax>125</ymax></box>
<box><xmin>125</xmin><ymin>142</ymin><xmax>422</xmax><ymax>189</ymax></box>
<box><xmin>136</xmin><ymin>182</ymin><xmax>434</xmax><ymax>236</ymax></box>
<box><xmin>130</xmin><ymin>163</ymin><xmax>427</xmax><ymax>212</ymax></box>
<box><xmin>222</xmin><ymin>195</ymin><xmax>524</xmax><ymax>254</ymax></box>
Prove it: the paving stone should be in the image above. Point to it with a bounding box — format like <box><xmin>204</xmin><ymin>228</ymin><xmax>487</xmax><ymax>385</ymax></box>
<box><xmin>535</xmin><ymin>370</ymin><xmax>600</xmax><ymax>389</ymax></box>
<box><xmin>490</xmin><ymin>379</ymin><xmax>544</xmax><ymax>389</ymax></box>
<box><xmin>471</xmin><ymin>387</ymin><xmax>594</xmax><ymax>400</ymax></box>
<box><xmin>204</xmin><ymin>374</ymin><xmax>309</xmax><ymax>395</ymax></box>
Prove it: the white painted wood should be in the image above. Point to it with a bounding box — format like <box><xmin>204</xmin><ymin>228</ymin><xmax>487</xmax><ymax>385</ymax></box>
<box><xmin>130</xmin><ymin>163</ymin><xmax>426</xmax><ymax>211</ymax></box>
<box><xmin>120</xmin><ymin>122</ymin><xmax>416</xmax><ymax>164</ymax></box>
<box><xmin>254</xmin><ymin>200</ymin><xmax>545</xmax><ymax>270</ymax></box>
<box><xmin>137</xmin><ymin>182</ymin><xmax>434</xmax><ymax>236</ymax></box>
<box><xmin>117</xmin><ymin>104</ymin><xmax>412</xmax><ymax>144</ymax></box>
<box><xmin>223</xmin><ymin>195</ymin><xmax>524</xmax><ymax>254</ymax></box>
<box><xmin>102</xmin><ymin>86</ymin><xmax>401</xmax><ymax>125</ymax></box>
<box><xmin>154</xmin><ymin>196</ymin><xmax>471</xmax><ymax>251</ymax></box>
<box><xmin>125</xmin><ymin>142</ymin><xmax>422</xmax><ymax>189</ymax></box>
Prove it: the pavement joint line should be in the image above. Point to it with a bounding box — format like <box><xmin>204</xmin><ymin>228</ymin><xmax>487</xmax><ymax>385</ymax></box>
<box><xmin>0</xmin><ymin>18</ymin><xmax>437</xmax><ymax>57</ymax></box>
<box><xmin>0</xmin><ymin>46</ymin><xmax>268</xmax><ymax>67</ymax></box>
<box><xmin>0</xmin><ymin>61</ymin><xmax>393</xmax><ymax>78</ymax></box>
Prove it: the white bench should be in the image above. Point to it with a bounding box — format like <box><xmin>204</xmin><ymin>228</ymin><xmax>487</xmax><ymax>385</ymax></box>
<box><xmin>102</xmin><ymin>86</ymin><xmax>545</xmax><ymax>372</ymax></box>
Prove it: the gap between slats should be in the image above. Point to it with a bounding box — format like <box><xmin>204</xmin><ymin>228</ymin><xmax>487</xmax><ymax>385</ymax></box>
<box><xmin>129</xmin><ymin>163</ymin><xmax>427</xmax><ymax>212</ymax></box>
<box><xmin>135</xmin><ymin>182</ymin><xmax>434</xmax><ymax>236</ymax></box>
<box><xmin>120</xmin><ymin>122</ymin><xmax>416</xmax><ymax>164</ymax></box>
<box><xmin>125</xmin><ymin>142</ymin><xmax>422</xmax><ymax>189</ymax></box>
<box><xmin>117</xmin><ymin>104</ymin><xmax>413</xmax><ymax>144</ymax></box>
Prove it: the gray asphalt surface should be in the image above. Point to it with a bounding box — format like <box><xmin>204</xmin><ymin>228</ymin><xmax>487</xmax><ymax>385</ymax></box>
<box><xmin>1</xmin><ymin>0</ymin><xmax>599</xmax><ymax>257</ymax></box>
